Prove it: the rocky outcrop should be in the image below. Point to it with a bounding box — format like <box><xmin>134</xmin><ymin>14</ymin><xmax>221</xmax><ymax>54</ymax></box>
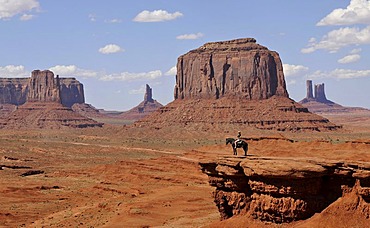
<box><xmin>120</xmin><ymin>84</ymin><xmax>163</xmax><ymax>121</ymax></box>
<box><xmin>27</xmin><ymin>70</ymin><xmax>61</xmax><ymax>103</ymax></box>
<box><xmin>300</xmin><ymin>80</ymin><xmax>333</xmax><ymax>105</ymax></box>
<box><xmin>0</xmin><ymin>70</ymin><xmax>102</xmax><ymax>129</ymax></box>
<box><xmin>299</xmin><ymin>80</ymin><xmax>370</xmax><ymax>113</ymax></box>
<box><xmin>60</xmin><ymin>78</ymin><xmax>85</xmax><ymax>107</ymax></box>
<box><xmin>306</xmin><ymin>80</ymin><xmax>314</xmax><ymax>99</ymax></box>
<box><xmin>133</xmin><ymin>38</ymin><xmax>341</xmax><ymax>133</ymax></box>
<box><xmin>0</xmin><ymin>71</ymin><xmax>85</xmax><ymax>107</ymax></box>
<box><xmin>174</xmin><ymin>38</ymin><xmax>288</xmax><ymax>100</ymax></box>
<box><xmin>200</xmin><ymin>156</ymin><xmax>370</xmax><ymax>223</ymax></box>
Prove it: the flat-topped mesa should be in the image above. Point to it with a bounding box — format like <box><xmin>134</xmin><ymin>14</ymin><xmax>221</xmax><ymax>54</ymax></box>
<box><xmin>0</xmin><ymin>71</ymin><xmax>85</xmax><ymax>107</ymax></box>
<box><xmin>174</xmin><ymin>38</ymin><xmax>288</xmax><ymax>100</ymax></box>
<box><xmin>27</xmin><ymin>70</ymin><xmax>61</xmax><ymax>103</ymax></box>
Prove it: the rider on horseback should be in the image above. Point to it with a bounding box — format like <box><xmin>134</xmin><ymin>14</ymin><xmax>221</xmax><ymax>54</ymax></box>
<box><xmin>235</xmin><ymin>131</ymin><xmax>242</xmax><ymax>146</ymax></box>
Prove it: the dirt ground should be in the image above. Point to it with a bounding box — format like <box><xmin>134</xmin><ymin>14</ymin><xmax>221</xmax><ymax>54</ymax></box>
<box><xmin>0</xmin><ymin>112</ymin><xmax>369</xmax><ymax>228</ymax></box>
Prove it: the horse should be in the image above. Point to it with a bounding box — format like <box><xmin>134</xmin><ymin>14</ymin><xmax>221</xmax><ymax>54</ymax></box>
<box><xmin>226</xmin><ymin>138</ymin><xmax>248</xmax><ymax>156</ymax></box>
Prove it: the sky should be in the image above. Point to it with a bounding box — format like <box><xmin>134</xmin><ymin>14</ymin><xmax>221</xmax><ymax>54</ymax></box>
<box><xmin>0</xmin><ymin>0</ymin><xmax>369</xmax><ymax>111</ymax></box>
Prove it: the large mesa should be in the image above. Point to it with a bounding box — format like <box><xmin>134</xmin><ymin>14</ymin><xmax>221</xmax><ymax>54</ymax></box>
<box><xmin>135</xmin><ymin>38</ymin><xmax>340</xmax><ymax>133</ymax></box>
<box><xmin>0</xmin><ymin>70</ymin><xmax>102</xmax><ymax>129</ymax></box>
<box><xmin>174</xmin><ymin>38</ymin><xmax>288</xmax><ymax>100</ymax></box>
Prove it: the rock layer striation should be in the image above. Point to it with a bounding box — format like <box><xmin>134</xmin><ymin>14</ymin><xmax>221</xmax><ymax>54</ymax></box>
<box><xmin>200</xmin><ymin>156</ymin><xmax>370</xmax><ymax>223</ymax></box>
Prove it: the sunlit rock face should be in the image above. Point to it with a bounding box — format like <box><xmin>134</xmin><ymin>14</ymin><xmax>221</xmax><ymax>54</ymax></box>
<box><xmin>174</xmin><ymin>38</ymin><xmax>288</xmax><ymax>100</ymax></box>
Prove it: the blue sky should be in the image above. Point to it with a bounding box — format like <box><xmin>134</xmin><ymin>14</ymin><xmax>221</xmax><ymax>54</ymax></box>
<box><xmin>0</xmin><ymin>0</ymin><xmax>369</xmax><ymax>110</ymax></box>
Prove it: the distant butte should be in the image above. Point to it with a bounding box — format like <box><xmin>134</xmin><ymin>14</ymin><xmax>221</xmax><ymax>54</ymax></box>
<box><xmin>0</xmin><ymin>70</ymin><xmax>102</xmax><ymax>129</ymax></box>
<box><xmin>134</xmin><ymin>38</ymin><xmax>341</xmax><ymax>133</ymax></box>
<box><xmin>299</xmin><ymin>80</ymin><xmax>370</xmax><ymax>114</ymax></box>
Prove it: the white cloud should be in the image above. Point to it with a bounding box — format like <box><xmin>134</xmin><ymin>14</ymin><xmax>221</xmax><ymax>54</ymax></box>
<box><xmin>98</xmin><ymin>44</ymin><xmax>124</xmax><ymax>54</ymax></box>
<box><xmin>100</xmin><ymin>70</ymin><xmax>162</xmax><ymax>81</ymax></box>
<box><xmin>350</xmin><ymin>48</ymin><xmax>362</xmax><ymax>54</ymax></box>
<box><xmin>105</xmin><ymin>18</ymin><xmax>122</xmax><ymax>23</ymax></box>
<box><xmin>0</xmin><ymin>0</ymin><xmax>39</xmax><ymax>20</ymax></box>
<box><xmin>317</xmin><ymin>0</ymin><xmax>370</xmax><ymax>26</ymax></box>
<box><xmin>20</xmin><ymin>14</ymin><xmax>34</xmax><ymax>21</ymax></box>
<box><xmin>49</xmin><ymin>65</ymin><xmax>98</xmax><ymax>78</ymax></box>
<box><xmin>129</xmin><ymin>85</ymin><xmax>146</xmax><ymax>95</ymax></box>
<box><xmin>286</xmin><ymin>80</ymin><xmax>297</xmax><ymax>86</ymax></box>
<box><xmin>133</xmin><ymin>10</ymin><xmax>183</xmax><ymax>22</ymax></box>
<box><xmin>283</xmin><ymin>64</ymin><xmax>309</xmax><ymax>77</ymax></box>
<box><xmin>310</xmin><ymin>68</ymin><xmax>370</xmax><ymax>79</ymax></box>
<box><xmin>338</xmin><ymin>54</ymin><xmax>361</xmax><ymax>64</ymax></box>
<box><xmin>176</xmin><ymin>33</ymin><xmax>204</xmax><ymax>40</ymax></box>
<box><xmin>0</xmin><ymin>65</ymin><xmax>27</xmax><ymax>77</ymax></box>
<box><xmin>301</xmin><ymin>26</ymin><xmax>370</xmax><ymax>53</ymax></box>
<box><xmin>165</xmin><ymin>66</ymin><xmax>177</xmax><ymax>76</ymax></box>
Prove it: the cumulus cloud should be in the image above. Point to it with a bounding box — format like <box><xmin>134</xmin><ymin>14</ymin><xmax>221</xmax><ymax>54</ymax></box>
<box><xmin>100</xmin><ymin>70</ymin><xmax>162</xmax><ymax>81</ymax></box>
<box><xmin>49</xmin><ymin>65</ymin><xmax>98</xmax><ymax>78</ymax></box>
<box><xmin>317</xmin><ymin>0</ymin><xmax>370</xmax><ymax>26</ymax></box>
<box><xmin>98</xmin><ymin>44</ymin><xmax>124</xmax><ymax>54</ymax></box>
<box><xmin>301</xmin><ymin>26</ymin><xmax>370</xmax><ymax>53</ymax></box>
<box><xmin>0</xmin><ymin>65</ymin><xmax>27</xmax><ymax>77</ymax></box>
<box><xmin>165</xmin><ymin>66</ymin><xmax>177</xmax><ymax>76</ymax></box>
<box><xmin>309</xmin><ymin>68</ymin><xmax>370</xmax><ymax>79</ymax></box>
<box><xmin>176</xmin><ymin>33</ymin><xmax>204</xmax><ymax>40</ymax></box>
<box><xmin>283</xmin><ymin>64</ymin><xmax>309</xmax><ymax>77</ymax></box>
<box><xmin>133</xmin><ymin>10</ymin><xmax>183</xmax><ymax>22</ymax></box>
<box><xmin>338</xmin><ymin>54</ymin><xmax>361</xmax><ymax>64</ymax></box>
<box><xmin>0</xmin><ymin>0</ymin><xmax>39</xmax><ymax>20</ymax></box>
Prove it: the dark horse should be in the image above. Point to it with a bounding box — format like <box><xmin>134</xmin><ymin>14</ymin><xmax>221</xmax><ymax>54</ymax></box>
<box><xmin>226</xmin><ymin>138</ymin><xmax>248</xmax><ymax>156</ymax></box>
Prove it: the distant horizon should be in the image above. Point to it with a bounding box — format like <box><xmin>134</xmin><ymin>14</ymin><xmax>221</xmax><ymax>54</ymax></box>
<box><xmin>1</xmin><ymin>0</ymin><xmax>369</xmax><ymax>110</ymax></box>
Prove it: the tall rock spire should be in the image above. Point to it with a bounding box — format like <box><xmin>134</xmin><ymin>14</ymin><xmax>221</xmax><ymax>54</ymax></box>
<box><xmin>306</xmin><ymin>80</ymin><xmax>314</xmax><ymax>99</ymax></box>
<box><xmin>314</xmin><ymin>83</ymin><xmax>328</xmax><ymax>103</ymax></box>
<box><xmin>144</xmin><ymin>84</ymin><xmax>154</xmax><ymax>103</ymax></box>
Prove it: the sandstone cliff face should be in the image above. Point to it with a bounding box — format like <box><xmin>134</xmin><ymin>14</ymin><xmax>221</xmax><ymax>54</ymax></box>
<box><xmin>0</xmin><ymin>72</ymin><xmax>84</xmax><ymax>107</ymax></box>
<box><xmin>200</xmin><ymin>155</ymin><xmax>370</xmax><ymax>223</ymax></box>
<box><xmin>60</xmin><ymin>78</ymin><xmax>85</xmax><ymax>107</ymax></box>
<box><xmin>27</xmin><ymin>70</ymin><xmax>61</xmax><ymax>103</ymax></box>
<box><xmin>174</xmin><ymin>38</ymin><xmax>288</xmax><ymax>100</ymax></box>
<box><xmin>0</xmin><ymin>78</ymin><xmax>28</xmax><ymax>105</ymax></box>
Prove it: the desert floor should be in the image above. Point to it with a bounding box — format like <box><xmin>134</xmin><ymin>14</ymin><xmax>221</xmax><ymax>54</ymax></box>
<box><xmin>1</xmin><ymin>112</ymin><xmax>370</xmax><ymax>228</ymax></box>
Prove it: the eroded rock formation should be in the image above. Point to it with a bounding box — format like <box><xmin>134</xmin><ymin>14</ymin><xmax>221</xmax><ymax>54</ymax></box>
<box><xmin>299</xmin><ymin>80</ymin><xmax>369</xmax><ymax>113</ymax></box>
<box><xmin>120</xmin><ymin>84</ymin><xmax>163</xmax><ymax>121</ymax></box>
<box><xmin>0</xmin><ymin>70</ymin><xmax>102</xmax><ymax>129</ymax></box>
<box><xmin>0</xmin><ymin>71</ymin><xmax>84</xmax><ymax>107</ymax></box>
<box><xmin>200</xmin><ymin>156</ymin><xmax>370</xmax><ymax>223</ymax></box>
<box><xmin>135</xmin><ymin>38</ymin><xmax>340</xmax><ymax>133</ymax></box>
<box><xmin>174</xmin><ymin>38</ymin><xmax>288</xmax><ymax>100</ymax></box>
<box><xmin>27</xmin><ymin>70</ymin><xmax>61</xmax><ymax>103</ymax></box>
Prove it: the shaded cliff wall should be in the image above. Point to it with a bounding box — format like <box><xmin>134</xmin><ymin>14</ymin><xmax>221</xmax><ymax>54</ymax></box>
<box><xmin>174</xmin><ymin>38</ymin><xmax>288</xmax><ymax>100</ymax></box>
